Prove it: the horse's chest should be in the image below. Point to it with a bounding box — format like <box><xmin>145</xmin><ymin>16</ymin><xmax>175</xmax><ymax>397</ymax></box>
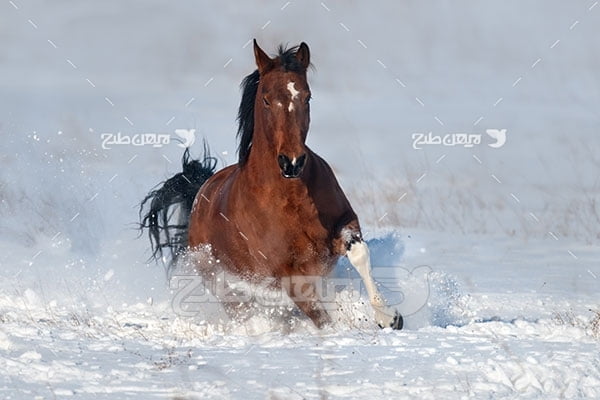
<box><xmin>240</xmin><ymin>185</ymin><xmax>338</xmax><ymax>273</ymax></box>
<box><xmin>278</xmin><ymin>199</ymin><xmax>334</xmax><ymax>263</ymax></box>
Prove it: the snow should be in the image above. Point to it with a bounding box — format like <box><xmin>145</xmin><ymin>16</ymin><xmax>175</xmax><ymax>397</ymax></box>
<box><xmin>1</xmin><ymin>0</ymin><xmax>600</xmax><ymax>398</ymax></box>
<box><xmin>1</xmin><ymin>233</ymin><xmax>598</xmax><ymax>399</ymax></box>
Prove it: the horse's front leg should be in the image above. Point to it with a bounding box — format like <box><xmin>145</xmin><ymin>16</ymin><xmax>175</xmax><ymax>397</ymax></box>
<box><xmin>340</xmin><ymin>225</ymin><xmax>403</xmax><ymax>330</ymax></box>
<box><xmin>282</xmin><ymin>274</ymin><xmax>331</xmax><ymax>329</ymax></box>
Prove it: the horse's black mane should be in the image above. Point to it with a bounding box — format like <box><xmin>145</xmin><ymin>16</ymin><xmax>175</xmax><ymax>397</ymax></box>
<box><xmin>236</xmin><ymin>44</ymin><xmax>307</xmax><ymax>166</ymax></box>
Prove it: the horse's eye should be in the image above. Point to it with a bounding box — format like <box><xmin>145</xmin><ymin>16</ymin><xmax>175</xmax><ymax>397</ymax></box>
<box><xmin>263</xmin><ymin>97</ymin><xmax>270</xmax><ymax>107</ymax></box>
<box><xmin>305</xmin><ymin>95</ymin><xmax>312</xmax><ymax>104</ymax></box>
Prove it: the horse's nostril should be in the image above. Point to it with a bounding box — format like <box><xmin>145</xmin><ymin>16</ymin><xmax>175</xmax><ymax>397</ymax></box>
<box><xmin>278</xmin><ymin>154</ymin><xmax>290</xmax><ymax>170</ymax></box>
<box><xmin>296</xmin><ymin>154</ymin><xmax>307</xmax><ymax>169</ymax></box>
<box><xmin>278</xmin><ymin>153</ymin><xmax>306</xmax><ymax>178</ymax></box>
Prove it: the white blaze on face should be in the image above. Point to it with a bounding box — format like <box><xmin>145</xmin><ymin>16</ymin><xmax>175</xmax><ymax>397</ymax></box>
<box><xmin>287</xmin><ymin>81</ymin><xmax>300</xmax><ymax>99</ymax></box>
<box><xmin>287</xmin><ymin>81</ymin><xmax>299</xmax><ymax>112</ymax></box>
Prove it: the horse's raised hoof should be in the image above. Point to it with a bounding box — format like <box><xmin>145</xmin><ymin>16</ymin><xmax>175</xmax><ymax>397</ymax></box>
<box><xmin>378</xmin><ymin>311</ymin><xmax>403</xmax><ymax>330</ymax></box>
<box><xmin>391</xmin><ymin>311</ymin><xmax>403</xmax><ymax>330</ymax></box>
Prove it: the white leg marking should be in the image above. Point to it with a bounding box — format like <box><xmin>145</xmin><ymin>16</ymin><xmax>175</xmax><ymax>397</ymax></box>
<box><xmin>288</xmin><ymin>102</ymin><xmax>294</xmax><ymax>112</ymax></box>
<box><xmin>347</xmin><ymin>241</ymin><xmax>383</xmax><ymax>307</ymax></box>
<box><xmin>347</xmin><ymin>241</ymin><xmax>396</xmax><ymax>326</ymax></box>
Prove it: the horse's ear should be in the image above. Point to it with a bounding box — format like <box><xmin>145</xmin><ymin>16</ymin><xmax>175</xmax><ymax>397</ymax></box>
<box><xmin>296</xmin><ymin>42</ymin><xmax>310</xmax><ymax>70</ymax></box>
<box><xmin>253</xmin><ymin>39</ymin><xmax>273</xmax><ymax>74</ymax></box>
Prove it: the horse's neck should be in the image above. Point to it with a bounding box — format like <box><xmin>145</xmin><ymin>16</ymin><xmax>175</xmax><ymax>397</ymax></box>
<box><xmin>243</xmin><ymin>140</ymin><xmax>278</xmax><ymax>182</ymax></box>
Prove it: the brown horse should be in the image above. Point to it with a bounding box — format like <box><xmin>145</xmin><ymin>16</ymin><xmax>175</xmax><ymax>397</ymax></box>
<box><xmin>141</xmin><ymin>40</ymin><xmax>402</xmax><ymax>330</ymax></box>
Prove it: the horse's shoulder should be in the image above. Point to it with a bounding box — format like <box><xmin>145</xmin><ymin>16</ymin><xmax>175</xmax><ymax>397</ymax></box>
<box><xmin>306</xmin><ymin>149</ymin><xmax>356</xmax><ymax>219</ymax></box>
<box><xmin>309</xmin><ymin>151</ymin><xmax>346</xmax><ymax>193</ymax></box>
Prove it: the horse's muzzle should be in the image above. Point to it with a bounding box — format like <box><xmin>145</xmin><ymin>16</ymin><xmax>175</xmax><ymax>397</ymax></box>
<box><xmin>278</xmin><ymin>153</ymin><xmax>307</xmax><ymax>179</ymax></box>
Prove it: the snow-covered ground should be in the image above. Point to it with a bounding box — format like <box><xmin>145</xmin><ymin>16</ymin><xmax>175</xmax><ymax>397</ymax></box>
<box><xmin>1</xmin><ymin>232</ymin><xmax>599</xmax><ymax>399</ymax></box>
<box><xmin>1</xmin><ymin>0</ymin><xmax>599</xmax><ymax>398</ymax></box>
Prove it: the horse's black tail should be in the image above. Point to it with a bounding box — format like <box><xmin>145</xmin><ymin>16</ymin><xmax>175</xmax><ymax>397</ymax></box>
<box><xmin>139</xmin><ymin>144</ymin><xmax>217</xmax><ymax>266</ymax></box>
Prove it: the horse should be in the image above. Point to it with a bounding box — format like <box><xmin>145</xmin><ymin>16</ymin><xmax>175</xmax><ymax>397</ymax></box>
<box><xmin>140</xmin><ymin>40</ymin><xmax>402</xmax><ymax>330</ymax></box>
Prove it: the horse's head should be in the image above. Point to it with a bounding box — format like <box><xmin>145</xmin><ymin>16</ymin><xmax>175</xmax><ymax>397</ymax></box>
<box><xmin>251</xmin><ymin>40</ymin><xmax>312</xmax><ymax>179</ymax></box>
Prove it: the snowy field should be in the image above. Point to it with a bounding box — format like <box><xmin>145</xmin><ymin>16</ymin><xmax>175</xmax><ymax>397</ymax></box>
<box><xmin>1</xmin><ymin>0</ymin><xmax>600</xmax><ymax>398</ymax></box>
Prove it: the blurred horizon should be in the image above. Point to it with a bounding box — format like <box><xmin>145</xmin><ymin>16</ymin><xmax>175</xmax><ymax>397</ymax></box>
<box><xmin>1</xmin><ymin>0</ymin><xmax>599</xmax><ymax>254</ymax></box>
